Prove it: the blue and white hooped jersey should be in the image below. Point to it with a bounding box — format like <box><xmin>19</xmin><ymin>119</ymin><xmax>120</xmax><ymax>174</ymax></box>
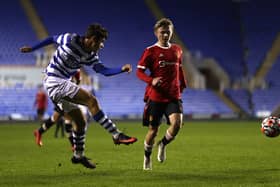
<box><xmin>46</xmin><ymin>33</ymin><xmax>100</xmax><ymax>79</ymax></box>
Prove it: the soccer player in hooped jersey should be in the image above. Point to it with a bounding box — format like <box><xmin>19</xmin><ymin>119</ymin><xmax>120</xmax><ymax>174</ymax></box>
<box><xmin>20</xmin><ymin>23</ymin><xmax>137</xmax><ymax>169</ymax></box>
<box><xmin>136</xmin><ymin>18</ymin><xmax>187</xmax><ymax>170</ymax></box>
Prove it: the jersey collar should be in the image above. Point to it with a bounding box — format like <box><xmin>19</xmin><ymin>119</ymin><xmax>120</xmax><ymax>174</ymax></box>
<box><xmin>155</xmin><ymin>42</ymin><xmax>171</xmax><ymax>49</ymax></box>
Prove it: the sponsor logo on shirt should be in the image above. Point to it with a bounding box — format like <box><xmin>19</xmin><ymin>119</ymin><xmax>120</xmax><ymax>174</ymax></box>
<box><xmin>158</xmin><ymin>61</ymin><xmax>177</xmax><ymax>67</ymax></box>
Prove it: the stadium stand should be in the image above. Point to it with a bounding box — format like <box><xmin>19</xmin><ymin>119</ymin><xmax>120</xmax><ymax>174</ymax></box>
<box><xmin>182</xmin><ymin>89</ymin><xmax>234</xmax><ymax>118</ymax></box>
<box><xmin>156</xmin><ymin>0</ymin><xmax>244</xmax><ymax>80</ymax></box>
<box><xmin>265</xmin><ymin>55</ymin><xmax>280</xmax><ymax>88</ymax></box>
<box><xmin>252</xmin><ymin>88</ymin><xmax>280</xmax><ymax>117</ymax></box>
<box><xmin>224</xmin><ymin>89</ymin><xmax>252</xmax><ymax>115</ymax></box>
<box><xmin>0</xmin><ymin>1</ymin><xmax>37</xmax><ymax>65</ymax></box>
<box><xmin>158</xmin><ymin>0</ymin><xmax>280</xmax><ymax>117</ymax></box>
<box><xmin>253</xmin><ymin>56</ymin><xmax>280</xmax><ymax>117</ymax></box>
<box><xmin>0</xmin><ymin>87</ymin><xmax>54</xmax><ymax>119</ymax></box>
<box><xmin>1</xmin><ymin>0</ymin><xmax>280</xmax><ymax>119</ymax></box>
<box><xmin>30</xmin><ymin>0</ymin><xmax>160</xmax><ymax>118</ymax></box>
<box><xmin>239</xmin><ymin>1</ymin><xmax>280</xmax><ymax>76</ymax></box>
<box><xmin>243</xmin><ymin>1</ymin><xmax>280</xmax><ymax>117</ymax></box>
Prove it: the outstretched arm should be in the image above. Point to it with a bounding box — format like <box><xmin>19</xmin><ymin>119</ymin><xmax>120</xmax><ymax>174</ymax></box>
<box><xmin>93</xmin><ymin>63</ymin><xmax>132</xmax><ymax>76</ymax></box>
<box><xmin>20</xmin><ymin>36</ymin><xmax>58</xmax><ymax>53</ymax></box>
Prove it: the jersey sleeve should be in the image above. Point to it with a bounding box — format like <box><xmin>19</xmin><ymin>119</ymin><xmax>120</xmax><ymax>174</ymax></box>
<box><xmin>30</xmin><ymin>33</ymin><xmax>74</xmax><ymax>51</ymax></box>
<box><xmin>136</xmin><ymin>48</ymin><xmax>153</xmax><ymax>84</ymax></box>
<box><xmin>31</xmin><ymin>36</ymin><xmax>56</xmax><ymax>51</ymax></box>
<box><xmin>178</xmin><ymin>47</ymin><xmax>187</xmax><ymax>92</ymax></box>
<box><xmin>92</xmin><ymin>62</ymin><xmax>123</xmax><ymax>76</ymax></box>
<box><xmin>54</xmin><ymin>33</ymin><xmax>73</xmax><ymax>46</ymax></box>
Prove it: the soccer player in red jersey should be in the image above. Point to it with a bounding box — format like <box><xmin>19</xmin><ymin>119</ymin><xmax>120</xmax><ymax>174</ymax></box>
<box><xmin>34</xmin><ymin>85</ymin><xmax>48</xmax><ymax>121</ymax></box>
<box><xmin>136</xmin><ymin>18</ymin><xmax>187</xmax><ymax>170</ymax></box>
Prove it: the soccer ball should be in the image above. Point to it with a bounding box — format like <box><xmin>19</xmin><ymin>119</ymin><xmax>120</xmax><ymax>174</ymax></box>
<box><xmin>261</xmin><ymin>116</ymin><xmax>280</xmax><ymax>138</ymax></box>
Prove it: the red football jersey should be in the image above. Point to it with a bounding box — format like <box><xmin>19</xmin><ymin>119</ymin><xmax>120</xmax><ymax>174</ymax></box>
<box><xmin>137</xmin><ymin>43</ymin><xmax>186</xmax><ymax>102</ymax></box>
<box><xmin>35</xmin><ymin>91</ymin><xmax>47</xmax><ymax>110</ymax></box>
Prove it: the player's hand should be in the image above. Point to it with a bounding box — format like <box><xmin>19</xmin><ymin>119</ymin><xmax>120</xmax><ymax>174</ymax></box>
<box><xmin>152</xmin><ymin>77</ymin><xmax>162</xmax><ymax>87</ymax></box>
<box><xmin>122</xmin><ymin>64</ymin><xmax>132</xmax><ymax>73</ymax></box>
<box><xmin>20</xmin><ymin>46</ymin><xmax>32</xmax><ymax>53</ymax></box>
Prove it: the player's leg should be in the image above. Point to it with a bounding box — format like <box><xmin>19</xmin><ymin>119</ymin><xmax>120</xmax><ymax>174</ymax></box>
<box><xmin>61</xmin><ymin>118</ymin><xmax>65</xmax><ymax>137</ymax></box>
<box><xmin>157</xmin><ymin>113</ymin><xmax>182</xmax><ymax>163</ymax></box>
<box><xmin>157</xmin><ymin>100</ymin><xmax>183</xmax><ymax>163</ymax></box>
<box><xmin>142</xmin><ymin>101</ymin><xmax>150</xmax><ymax>126</ymax></box>
<box><xmin>66</xmin><ymin>105</ymin><xmax>90</xmax><ymax>152</ymax></box>
<box><xmin>66</xmin><ymin>107</ymin><xmax>96</xmax><ymax>169</ymax></box>
<box><xmin>34</xmin><ymin>111</ymin><xmax>61</xmax><ymax>146</ymax></box>
<box><xmin>79</xmin><ymin>104</ymin><xmax>91</xmax><ymax>124</ymax></box>
<box><xmin>143</xmin><ymin>125</ymin><xmax>158</xmax><ymax>170</ymax></box>
<box><xmin>36</xmin><ymin>108</ymin><xmax>44</xmax><ymax>121</ymax></box>
<box><xmin>64</xmin><ymin>114</ymin><xmax>74</xmax><ymax>150</ymax></box>
<box><xmin>54</xmin><ymin>115</ymin><xmax>64</xmax><ymax>138</ymax></box>
<box><xmin>143</xmin><ymin>101</ymin><xmax>164</xmax><ymax>170</ymax></box>
<box><xmin>44</xmin><ymin>77</ymin><xmax>136</xmax><ymax>145</ymax></box>
<box><xmin>66</xmin><ymin>88</ymin><xmax>137</xmax><ymax>145</ymax></box>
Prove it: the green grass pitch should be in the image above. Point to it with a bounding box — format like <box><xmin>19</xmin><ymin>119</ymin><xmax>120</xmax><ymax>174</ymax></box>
<box><xmin>0</xmin><ymin>120</ymin><xmax>279</xmax><ymax>187</ymax></box>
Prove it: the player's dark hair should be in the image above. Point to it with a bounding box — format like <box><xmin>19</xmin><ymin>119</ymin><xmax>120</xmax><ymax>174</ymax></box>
<box><xmin>154</xmin><ymin>18</ymin><xmax>174</xmax><ymax>31</ymax></box>
<box><xmin>85</xmin><ymin>23</ymin><xmax>108</xmax><ymax>40</ymax></box>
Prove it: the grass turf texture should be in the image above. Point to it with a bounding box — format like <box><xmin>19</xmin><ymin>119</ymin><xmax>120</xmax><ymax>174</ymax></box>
<box><xmin>0</xmin><ymin>120</ymin><xmax>279</xmax><ymax>187</ymax></box>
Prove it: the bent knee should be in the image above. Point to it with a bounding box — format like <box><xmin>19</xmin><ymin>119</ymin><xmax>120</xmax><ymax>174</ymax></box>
<box><xmin>169</xmin><ymin>114</ymin><xmax>183</xmax><ymax>127</ymax></box>
<box><xmin>174</xmin><ymin>119</ymin><xmax>182</xmax><ymax>128</ymax></box>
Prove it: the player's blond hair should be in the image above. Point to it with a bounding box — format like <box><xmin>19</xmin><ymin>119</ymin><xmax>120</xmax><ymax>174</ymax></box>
<box><xmin>153</xmin><ymin>18</ymin><xmax>174</xmax><ymax>31</ymax></box>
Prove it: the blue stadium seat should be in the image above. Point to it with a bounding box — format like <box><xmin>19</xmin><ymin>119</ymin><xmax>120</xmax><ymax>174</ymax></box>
<box><xmin>240</xmin><ymin>1</ymin><xmax>280</xmax><ymax>76</ymax></box>
<box><xmin>252</xmin><ymin>88</ymin><xmax>280</xmax><ymax>116</ymax></box>
<box><xmin>0</xmin><ymin>1</ymin><xmax>37</xmax><ymax>65</ymax></box>
<box><xmin>224</xmin><ymin>89</ymin><xmax>252</xmax><ymax>114</ymax></box>
<box><xmin>156</xmin><ymin>0</ymin><xmax>244</xmax><ymax>79</ymax></box>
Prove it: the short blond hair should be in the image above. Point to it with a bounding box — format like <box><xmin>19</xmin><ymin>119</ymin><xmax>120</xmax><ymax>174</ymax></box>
<box><xmin>153</xmin><ymin>18</ymin><xmax>174</xmax><ymax>31</ymax></box>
